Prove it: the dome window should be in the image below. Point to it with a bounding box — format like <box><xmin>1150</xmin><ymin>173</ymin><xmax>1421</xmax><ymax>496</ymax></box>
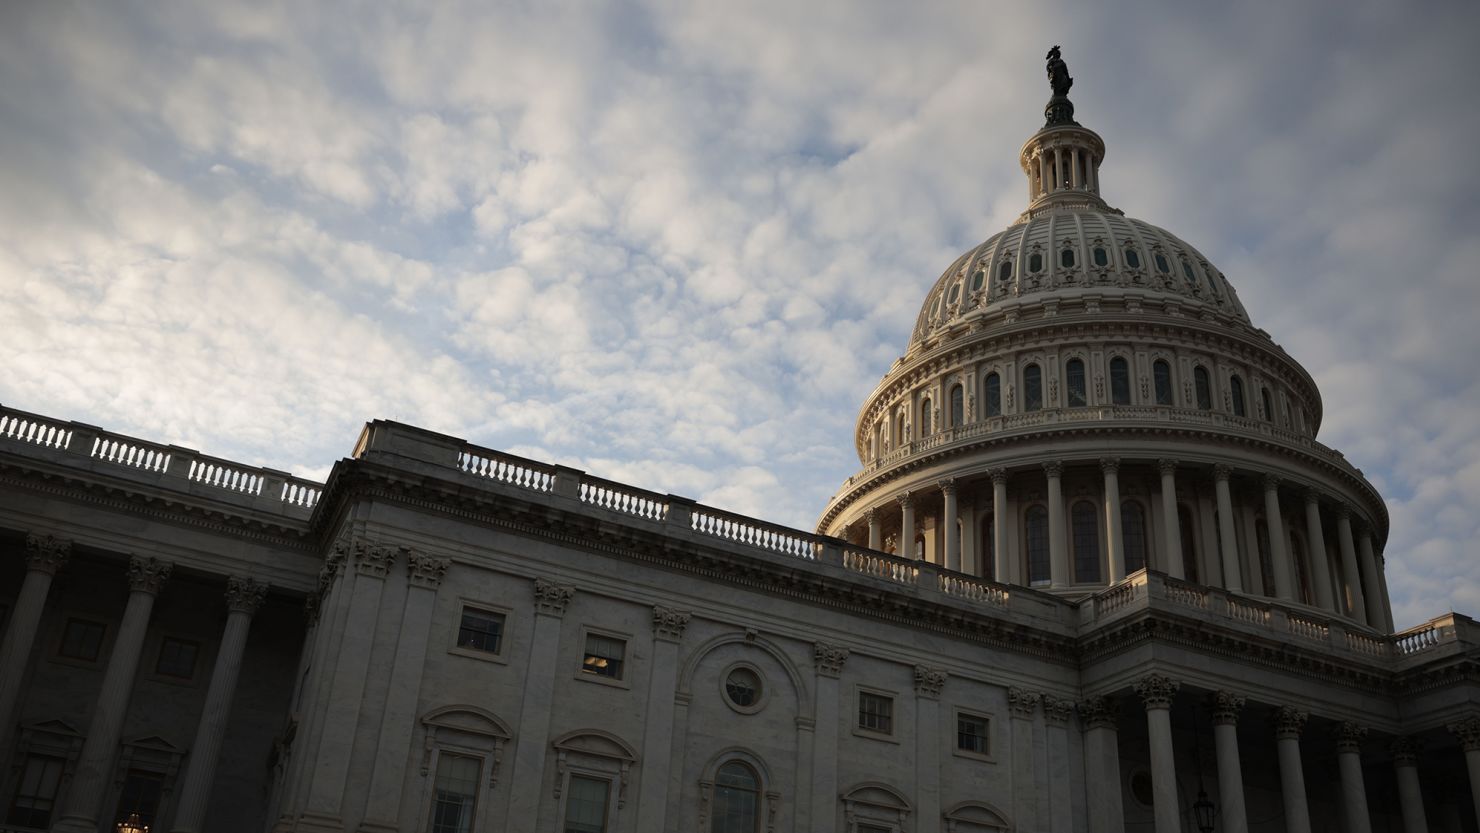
<box><xmin>1261</xmin><ymin>387</ymin><xmax>1274</xmax><ymax>422</ymax></box>
<box><xmin>950</xmin><ymin>384</ymin><xmax>964</xmax><ymax>426</ymax></box>
<box><xmin>1154</xmin><ymin>253</ymin><xmax>1170</xmax><ymax>274</ymax></box>
<box><xmin>1029</xmin><ymin>252</ymin><xmax>1044</xmax><ymax>273</ymax></box>
<box><xmin>984</xmin><ymin>372</ymin><xmax>1002</xmax><ymax>417</ymax></box>
<box><xmin>1072</xmin><ymin>501</ymin><xmax>1101</xmax><ymax>583</ymax></box>
<box><xmin>1023</xmin><ymin>364</ymin><xmax>1043</xmax><ymax>412</ymax></box>
<box><xmin>1066</xmin><ymin>358</ymin><xmax>1087</xmax><ymax>407</ymax></box>
<box><xmin>1124</xmin><ymin>248</ymin><xmax>1142</xmax><ymax>269</ymax></box>
<box><xmin>932</xmin><ymin>294</ymin><xmax>944</xmax><ymax>319</ymax></box>
<box><xmin>1230</xmin><ymin>374</ymin><xmax>1247</xmax><ymax>417</ymax></box>
<box><xmin>1121</xmin><ymin>501</ymin><xmax>1147</xmax><ymax>573</ymax></box>
<box><xmin>1061</xmin><ymin>249</ymin><xmax>1075</xmax><ymax>268</ymax></box>
<box><xmin>1181</xmin><ymin>258</ymin><xmax>1197</xmax><ymax>287</ymax></box>
<box><xmin>948</xmin><ymin>283</ymin><xmax>961</xmax><ymax>305</ymax></box>
<box><xmin>1093</xmin><ymin>247</ymin><xmax>1109</xmax><ymax>267</ymax></box>
<box><xmin>1109</xmin><ymin>357</ymin><xmax>1131</xmax><ymax>405</ymax></box>
<box><xmin>919</xmin><ymin>398</ymin><xmax>932</xmax><ymax>436</ymax></box>
<box><xmin>972</xmin><ymin>269</ymin><xmax>986</xmax><ymax>292</ymax></box>
<box><xmin>998</xmin><ymin>261</ymin><xmax>1012</xmax><ymax>282</ymax></box>
<box><xmin>1194</xmin><ymin>366</ymin><xmax>1213</xmax><ymax>410</ymax></box>
<box><xmin>1153</xmin><ymin>360</ymin><xmax>1173</xmax><ymax>405</ymax></box>
<box><xmin>1026</xmin><ymin>505</ymin><xmax>1050</xmax><ymax>586</ymax></box>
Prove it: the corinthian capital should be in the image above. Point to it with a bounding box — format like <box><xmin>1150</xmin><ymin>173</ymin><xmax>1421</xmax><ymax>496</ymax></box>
<box><xmin>913</xmin><ymin>665</ymin><xmax>947</xmax><ymax>698</ymax></box>
<box><xmin>533</xmin><ymin>577</ymin><xmax>574</xmax><ymax>616</ymax></box>
<box><xmin>1449</xmin><ymin>716</ymin><xmax>1480</xmax><ymax>752</ymax></box>
<box><xmin>1008</xmin><ymin>687</ymin><xmax>1041</xmax><ymax>718</ymax></box>
<box><xmin>652</xmin><ymin>606</ymin><xmax>691</xmax><ymax>641</ymax></box>
<box><xmin>1273</xmin><ymin>706</ymin><xmax>1307</xmax><ymax>739</ymax></box>
<box><xmin>1157</xmin><ymin>459</ymin><xmax>1179</xmax><ymax>477</ymax></box>
<box><xmin>353</xmin><ymin>541</ymin><xmax>398</xmax><ymax>578</ymax></box>
<box><xmin>1134</xmin><ymin>674</ymin><xmax>1179</xmax><ymax>710</ymax></box>
<box><xmin>25</xmin><ymin>533</ymin><xmax>71</xmax><ymax>575</ymax></box>
<box><xmin>225</xmin><ymin>576</ymin><xmax>268</xmax><ymax>615</ymax></box>
<box><xmin>813</xmin><ymin>642</ymin><xmax>849</xmax><ymax>677</ymax></box>
<box><xmin>1041</xmin><ymin>695</ymin><xmax>1073</xmax><ymax>725</ymax></box>
<box><xmin>1209</xmin><ymin>691</ymin><xmax>1245</xmax><ymax>726</ymax></box>
<box><xmin>1335</xmin><ymin>721</ymin><xmax>1368</xmax><ymax>753</ymax></box>
<box><xmin>127</xmin><ymin>556</ymin><xmax>173</xmax><ymax>595</ymax></box>
<box><xmin>1077</xmin><ymin>696</ymin><xmax>1117</xmax><ymax>730</ymax></box>
<box><xmin>407</xmin><ymin>553</ymin><xmax>451</xmax><ymax>589</ymax></box>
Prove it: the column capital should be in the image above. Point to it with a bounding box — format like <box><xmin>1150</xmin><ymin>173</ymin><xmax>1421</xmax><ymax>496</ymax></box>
<box><xmin>1212</xmin><ymin>463</ymin><xmax>1233</xmax><ymax>482</ymax></box>
<box><xmin>1303</xmin><ymin>487</ymin><xmax>1322</xmax><ymax>506</ymax></box>
<box><xmin>1099</xmin><ymin>457</ymin><xmax>1121</xmax><ymax>475</ymax></box>
<box><xmin>1273</xmin><ymin>706</ymin><xmax>1308</xmax><ymax>739</ymax></box>
<box><xmin>1157</xmin><ymin>458</ymin><xmax>1179</xmax><ymax>476</ymax></box>
<box><xmin>302</xmin><ymin>593</ymin><xmax>321</xmax><ymax>627</ymax></box>
<box><xmin>813</xmin><ymin>642</ymin><xmax>849</xmax><ymax>678</ymax></box>
<box><xmin>1448</xmin><ymin>716</ymin><xmax>1480</xmax><ymax>751</ymax></box>
<box><xmin>24</xmin><ymin>533</ymin><xmax>71</xmax><ymax>575</ymax></box>
<box><xmin>352</xmin><ymin>541</ymin><xmax>398</xmax><ymax>578</ymax></box>
<box><xmin>652</xmin><ymin>606</ymin><xmax>692</xmax><ymax>642</ymax></box>
<box><xmin>1335</xmin><ymin>721</ymin><xmax>1369</xmax><ymax>753</ymax></box>
<box><xmin>989</xmin><ymin>467</ymin><xmax>1010</xmax><ymax>486</ymax></box>
<box><xmin>864</xmin><ymin>507</ymin><xmax>879</xmax><ymax>523</ymax></box>
<box><xmin>224</xmin><ymin>576</ymin><xmax>268</xmax><ymax>615</ymax></box>
<box><xmin>1134</xmin><ymin>673</ymin><xmax>1179</xmax><ymax>710</ymax></box>
<box><xmin>533</xmin><ymin>577</ymin><xmax>574</xmax><ymax>616</ymax></box>
<box><xmin>1209</xmin><ymin>690</ymin><xmax>1246</xmax><ymax>725</ymax></box>
<box><xmin>1335</xmin><ymin>503</ymin><xmax>1353</xmax><ymax>522</ymax></box>
<box><xmin>1008</xmin><ymin>687</ymin><xmax>1041</xmax><ymax>718</ymax></box>
<box><xmin>407</xmin><ymin>552</ymin><xmax>451</xmax><ymax>589</ymax></box>
<box><xmin>1041</xmin><ymin>461</ymin><xmax>1063</xmax><ymax>479</ymax></box>
<box><xmin>1042</xmin><ymin>694</ymin><xmax>1073</xmax><ymax>725</ymax></box>
<box><xmin>1390</xmin><ymin>736</ymin><xmax>1422</xmax><ymax>765</ymax></box>
<box><xmin>127</xmin><ymin>556</ymin><xmax>173</xmax><ymax>595</ymax></box>
<box><xmin>913</xmin><ymin>665</ymin><xmax>948</xmax><ymax>699</ymax></box>
<box><xmin>1263</xmin><ymin>473</ymin><xmax>1282</xmax><ymax>492</ymax></box>
<box><xmin>896</xmin><ymin>491</ymin><xmax>914</xmax><ymax>509</ymax></box>
<box><xmin>938</xmin><ymin>477</ymin><xmax>958</xmax><ymax>495</ymax></box>
<box><xmin>1077</xmin><ymin>696</ymin><xmax>1117</xmax><ymax>730</ymax></box>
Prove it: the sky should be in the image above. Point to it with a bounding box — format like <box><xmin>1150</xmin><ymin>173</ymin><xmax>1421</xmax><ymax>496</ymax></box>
<box><xmin>1</xmin><ymin>1</ymin><xmax>1477</xmax><ymax>629</ymax></box>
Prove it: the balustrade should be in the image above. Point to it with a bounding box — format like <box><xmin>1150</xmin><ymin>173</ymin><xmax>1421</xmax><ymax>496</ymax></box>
<box><xmin>457</xmin><ymin>445</ymin><xmax>555</xmax><ymax>491</ymax></box>
<box><xmin>580</xmin><ymin>477</ymin><xmax>668</xmax><ymax>522</ymax></box>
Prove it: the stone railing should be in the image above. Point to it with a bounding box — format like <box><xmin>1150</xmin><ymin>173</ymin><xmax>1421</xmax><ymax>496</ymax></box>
<box><xmin>458</xmin><ymin>445</ymin><xmax>556</xmax><ymax>492</ymax></box>
<box><xmin>0</xmin><ymin>403</ymin><xmax>322</xmax><ymax>514</ymax></box>
<box><xmin>579</xmin><ymin>474</ymin><xmax>669</xmax><ymax>522</ymax></box>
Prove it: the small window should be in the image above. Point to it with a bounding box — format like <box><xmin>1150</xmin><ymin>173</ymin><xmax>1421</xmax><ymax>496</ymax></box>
<box><xmin>1026</xmin><ymin>505</ymin><xmax>1050</xmax><ymax>585</ymax></box>
<box><xmin>1066</xmin><ymin>358</ymin><xmax>1087</xmax><ymax>407</ymax></box>
<box><xmin>1261</xmin><ymin>387</ymin><xmax>1274</xmax><ymax>422</ymax></box>
<box><xmin>1023</xmin><ymin>364</ymin><xmax>1043</xmax><ymax>412</ymax></box>
<box><xmin>711</xmin><ymin>762</ymin><xmax>760</xmax><ymax>833</ymax></box>
<box><xmin>1060</xmin><ymin>249</ymin><xmax>1075</xmax><ymax>268</ymax></box>
<box><xmin>1121</xmin><ymin>501</ymin><xmax>1147</xmax><ymax>574</ymax></box>
<box><xmin>564</xmin><ymin>775</ymin><xmax>610</xmax><ymax>833</ymax></box>
<box><xmin>1093</xmin><ymin>247</ymin><xmax>1109</xmax><ymax>267</ymax></box>
<box><xmin>971</xmin><ymin>269</ymin><xmax>986</xmax><ymax>291</ymax></box>
<box><xmin>1028</xmin><ymin>252</ymin><xmax>1043</xmax><ymax>273</ymax></box>
<box><xmin>998</xmin><ymin>261</ymin><xmax>1012</xmax><ymax>281</ymax></box>
<box><xmin>7</xmin><ymin>754</ymin><xmax>65</xmax><ymax>828</ymax></box>
<box><xmin>113</xmin><ymin>770</ymin><xmax>164</xmax><ymax>828</ymax></box>
<box><xmin>950</xmin><ymin>385</ymin><xmax>964</xmax><ymax>426</ymax></box>
<box><xmin>457</xmin><ymin>607</ymin><xmax>505</xmax><ymax>654</ymax></box>
<box><xmin>947</xmin><ymin>283</ymin><xmax>961</xmax><ymax>305</ymax></box>
<box><xmin>1109</xmin><ymin>357</ymin><xmax>1131</xmax><ymax>405</ymax></box>
<box><xmin>429</xmin><ymin>753</ymin><xmax>481</xmax><ymax>833</ymax></box>
<box><xmin>858</xmin><ymin>691</ymin><xmax>894</xmax><ymax>735</ymax></box>
<box><xmin>1072</xmin><ymin>501</ymin><xmax>1101</xmax><ymax>583</ymax></box>
<box><xmin>59</xmin><ymin>618</ymin><xmax>105</xmax><ymax>661</ymax></box>
<box><xmin>932</xmin><ymin>295</ymin><xmax>943</xmax><ymax>319</ymax></box>
<box><xmin>1230</xmin><ymin>374</ymin><xmax>1246</xmax><ymax>417</ymax></box>
<box><xmin>724</xmin><ymin>667</ymin><xmax>763</xmax><ymax>710</ymax></box>
<box><xmin>1154</xmin><ymin>252</ymin><xmax>1170</xmax><ymax>274</ymax></box>
<box><xmin>957</xmin><ymin>712</ymin><xmax>990</xmax><ymax>756</ymax></box>
<box><xmin>984</xmin><ymin>373</ymin><xmax>1002</xmax><ymax>417</ymax></box>
<box><xmin>1194</xmin><ymin>366</ymin><xmax>1212</xmax><ymax>410</ymax></box>
<box><xmin>155</xmin><ymin>637</ymin><xmax>199</xmax><ymax>679</ymax></box>
<box><xmin>581</xmin><ymin>634</ymin><xmax>626</xmax><ymax>680</ymax></box>
<box><xmin>1153</xmin><ymin>360</ymin><xmax>1173</xmax><ymax>406</ymax></box>
<box><xmin>1124</xmin><ymin>248</ymin><xmax>1141</xmax><ymax>269</ymax></box>
<box><xmin>1181</xmin><ymin>258</ymin><xmax>1197</xmax><ymax>287</ymax></box>
<box><xmin>919</xmin><ymin>399</ymin><xmax>932</xmax><ymax>437</ymax></box>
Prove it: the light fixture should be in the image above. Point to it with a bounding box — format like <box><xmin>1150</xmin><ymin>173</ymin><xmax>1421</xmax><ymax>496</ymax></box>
<box><xmin>117</xmin><ymin>813</ymin><xmax>149</xmax><ymax>833</ymax></box>
<box><xmin>1194</xmin><ymin>788</ymin><xmax>1215</xmax><ymax>833</ymax></box>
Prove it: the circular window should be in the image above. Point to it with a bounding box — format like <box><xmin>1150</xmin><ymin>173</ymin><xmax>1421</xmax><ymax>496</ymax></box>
<box><xmin>722</xmin><ymin>664</ymin><xmax>765</xmax><ymax>714</ymax></box>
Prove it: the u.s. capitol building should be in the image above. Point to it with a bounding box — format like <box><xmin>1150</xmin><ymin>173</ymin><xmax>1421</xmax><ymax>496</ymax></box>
<box><xmin>1</xmin><ymin>54</ymin><xmax>1477</xmax><ymax>833</ymax></box>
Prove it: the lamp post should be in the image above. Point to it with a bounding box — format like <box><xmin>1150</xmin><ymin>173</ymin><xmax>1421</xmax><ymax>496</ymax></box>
<box><xmin>1192</xmin><ymin>704</ymin><xmax>1217</xmax><ymax>832</ymax></box>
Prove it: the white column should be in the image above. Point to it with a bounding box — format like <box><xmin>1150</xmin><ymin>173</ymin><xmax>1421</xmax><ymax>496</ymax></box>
<box><xmin>1336</xmin><ymin>722</ymin><xmax>1373</xmax><ymax>833</ymax></box>
<box><xmin>914</xmin><ymin>667</ymin><xmax>946</xmax><ymax>832</ymax></box>
<box><xmin>1264</xmin><ymin>475</ymin><xmax>1295</xmax><ymax>601</ymax></box>
<box><xmin>867</xmin><ymin>508</ymin><xmax>882</xmax><ymax>551</ymax></box>
<box><xmin>1009</xmin><ymin>689</ymin><xmax>1040</xmax><ymax>826</ymax></box>
<box><xmin>0</xmin><ymin>534</ymin><xmax>70</xmax><ymax>759</ymax></box>
<box><xmin>1158</xmin><ymin>460</ymin><xmax>1184</xmax><ymax>579</ymax></box>
<box><xmin>941</xmin><ymin>479</ymin><xmax>960</xmax><ymax>572</ymax></box>
<box><xmin>1135</xmin><ymin>674</ymin><xmax>1180</xmax><ymax>833</ymax></box>
<box><xmin>1392</xmin><ymin>738</ymin><xmax>1429</xmax><ymax>833</ymax></box>
<box><xmin>1043</xmin><ymin>696</ymin><xmax>1074</xmax><ymax>833</ymax></box>
<box><xmin>1054</xmin><ymin>147</ymin><xmax>1065</xmax><ymax>190</ymax></box>
<box><xmin>899</xmin><ymin>493</ymin><xmax>917</xmax><ymax>560</ymax></box>
<box><xmin>1211</xmin><ymin>692</ymin><xmax>1248</xmax><ymax>833</ymax></box>
<box><xmin>1045</xmin><ymin>463</ymin><xmax>1068</xmax><ymax>587</ymax></box>
<box><xmin>1372</xmin><ymin>543</ymin><xmax>1396</xmax><ymax>632</ymax></box>
<box><xmin>1240</xmin><ymin>499</ymin><xmax>1265</xmax><ymax>595</ymax></box>
<box><xmin>358</xmin><ymin>554</ymin><xmax>450</xmax><ymax>832</ymax></box>
<box><xmin>810</xmin><ymin>643</ymin><xmax>848</xmax><ymax>833</ymax></box>
<box><xmin>298</xmin><ymin>543</ymin><xmax>397</xmax><ymax>830</ymax></box>
<box><xmin>52</xmin><ymin>556</ymin><xmax>172</xmax><ymax>833</ymax></box>
<box><xmin>1102</xmin><ymin>459</ymin><xmax>1125</xmax><ymax>583</ymax></box>
<box><xmin>1070</xmin><ymin>149</ymin><xmax>1082</xmax><ymax>189</ymax></box>
<box><xmin>504</xmin><ymin>578</ymin><xmax>575</xmax><ymax>828</ymax></box>
<box><xmin>1449</xmin><ymin>718</ymin><xmax>1480</xmax><ymax>826</ymax></box>
<box><xmin>991</xmin><ymin>469</ymin><xmax>1010</xmax><ymax>584</ymax></box>
<box><xmin>1336</xmin><ymin>506</ymin><xmax>1368</xmax><ymax>624</ymax></box>
<box><xmin>1356</xmin><ymin>525</ymin><xmax>1386</xmax><ymax>627</ymax></box>
<box><xmin>635</xmin><ymin>607</ymin><xmax>691</xmax><ymax>832</ymax></box>
<box><xmin>1274</xmin><ymin>706</ymin><xmax>1311</xmax><ymax>833</ymax></box>
<box><xmin>1302</xmin><ymin>491</ymin><xmax>1336</xmax><ymax>611</ymax></box>
<box><xmin>1079</xmin><ymin>697</ymin><xmax>1124</xmax><ymax>833</ymax></box>
<box><xmin>1213</xmin><ymin>466</ymin><xmax>1242</xmax><ymax>593</ymax></box>
<box><xmin>171</xmin><ymin>577</ymin><xmax>269</xmax><ymax>833</ymax></box>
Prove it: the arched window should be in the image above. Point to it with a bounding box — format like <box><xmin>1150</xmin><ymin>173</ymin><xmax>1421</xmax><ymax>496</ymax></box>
<box><xmin>979</xmin><ymin>514</ymin><xmax>995</xmax><ymax>581</ymax></box>
<box><xmin>1093</xmin><ymin>247</ymin><xmax>1109</xmax><ymax>267</ymax></box>
<box><xmin>998</xmin><ymin>260</ymin><xmax>1012</xmax><ymax>282</ymax></box>
<box><xmin>1153</xmin><ymin>360</ymin><xmax>1173</xmax><ymax>405</ymax></box>
<box><xmin>1023</xmin><ymin>364</ymin><xmax>1043</xmax><ymax>412</ymax></box>
<box><xmin>1181</xmin><ymin>258</ymin><xmax>1197</xmax><ymax>287</ymax></box>
<box><xmin>919</xmin><ymin>399</ymin><xmax>932</xmax><ymax>437</ymax></box>
<box><xmin>1193</xmin><ymin>366</ymin><xmax>1212</xmax><ymax>410</ymax></box>
<box><xmin>1072</xmin><ymin>501</ymin><xmax>1101</xmax><ymax>583</ymax></box>
<box><xmin>1029</xmin><ymin>252</ymin><xmax>1044</xmax><ymax>273</ymax></box>
<box><xmin>950</xmin><ymin>385</ymin><xmax>964</xmax><ymax>426</ymax></box>
<box><xmin>877</xmin><ymin>425</ymin><xmax>887</xmax><ymax>458</ymax></box>
<box><xmin>972</xmin><ymin>269</ymin><xmax>986</xmax><ymax>291</ymax></box>
<box><xmin>711</xmin><ymin>761</ymin><xmax>760</xmax><ymax>833</ymax></box>
<box><xmin>1124</xmin><ymin>248</ymin><xmax>1142</xmax><ymax>269</ymax></box>
<box><xmin>1061</xmin><ymin>249</ymin><xmax>1075</xmax><ymax>268</ymax></box>
<box><xmin>1109</xmin><ymin>357</ymin><xmax>1131</xmax><ymax>405</ymax></box>
<box><xmin>1178</xmin><ymin>505</ymin><xmax>1199</xmax><ymax>582</ymax></box>
<box><xmin>1066</xmin><ymin>359</ymin><xmax>1087</xmax><ymax>407</ymax></box>
<box><xmin>1121</xmin><ymin>501</ymin><xmax>1147</xmax><ymax>574</ymax></box>
<box><xmin>1261</xmin><ymin>387</ymin><xmax>1274</xmax><ymax>422</ymax></box>
<box><xmin>1230</xmin><ymin>374</ymin><xmax>1246</xmax><ymax>417</ymax></box>
<box><xmin>1291</xmin><ymin>533</ymin><xmax>1314</xmax><ymax>605</ymax></box>
<box><xmin>1256</xmin><ymin>519</ymin><xmax>1275</xmax><ymax>594</ymax></box>
<box><xmin>1154</xmin><ymin>252</ymin><xmax>1171</xmax><ymax>274</ymax></box>
<box><xmin>984</xmin><ymin>373</ymin><xmax>1001</xmax><ymax>417</ymax></box>
<box><xmin>894</xmin><ymin>408</ymin><xmax>906</xmax><ymax>448</ymax></box>
<box><xmin>947</xmin><ymin>283</ymin><xmax>961</xmax><ymax>305</ymax></box>
<box><xmin>1026</xmin><ymin>505</ymin><xmax>1050</xmax><ymax>586</ymax></box>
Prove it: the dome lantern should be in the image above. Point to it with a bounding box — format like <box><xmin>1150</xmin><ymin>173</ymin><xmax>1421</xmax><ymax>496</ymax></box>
<box><xmin>1020</xmin><ymin>47</ymin><xmax>1109</xmax><ymax>214</ymax></box>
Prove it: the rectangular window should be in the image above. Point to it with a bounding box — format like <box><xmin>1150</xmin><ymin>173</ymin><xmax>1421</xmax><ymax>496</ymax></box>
<box><xmin>581</xmin><ymin>634</ymin><xmax>625</xmax><ymax>680</ymax></box>
<box><xmin>59</xmin><ymin>618</ymin><xmax>105</xmax><ymax>661</ymax></box>
<box><xmin>457</xmin><ymin>607</ymin><xmax>505</xmax><ymax>654</ymax></box>
<box><xmin>564</xmin><ymin>775</ymin><xmax>610</xmax><ymax>833</ymax></box>
<box><xmin>957</xmin><ymin>713</ymin><xmax>989</xmax><ymax>755</ymax></box>
<box><xmin>5</xmin><ymin>754</ymin><xmax>64</xmax><ymax>827</ymax></box>
<box><xmin>113</xmin><ymin>769</ymin><xmax>164</xmax><ymax>826</ymax></box>
<box><xmin>429</xmin><ymin>753</ymin><xmax>481</xmax><ymax>833</ymax></box>
<box><xmin>155</xmin><ymin>637</ymin><xmax>200</xmax><ymax>678</ymax></box>
<box><xmin>858</xmin><ymin>691</ymin><xmax>894</xmax><ymax>735</ymax></box>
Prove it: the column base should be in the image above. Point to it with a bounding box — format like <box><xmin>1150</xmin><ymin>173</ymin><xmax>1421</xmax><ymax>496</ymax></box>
<box><xmin>292</xmin><ymin>812</ymin><xmax>347</xmax><ymax>833</ymax></box>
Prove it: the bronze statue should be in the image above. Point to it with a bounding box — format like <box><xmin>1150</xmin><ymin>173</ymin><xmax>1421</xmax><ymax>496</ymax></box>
<box><xmin>1046</xmin><ymin>45</ymin><xmax>1072</xmax><ymax>98</ymax></box>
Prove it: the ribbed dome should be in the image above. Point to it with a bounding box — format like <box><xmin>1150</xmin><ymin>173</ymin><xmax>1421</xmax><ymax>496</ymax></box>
<box><xmin>909</xmin><ymin>209</ymin><xmax>1250</xmax><ymax>350</ymax></box>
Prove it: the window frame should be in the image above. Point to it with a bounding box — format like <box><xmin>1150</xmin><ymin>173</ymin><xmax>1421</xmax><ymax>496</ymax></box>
<box><xmin>1109</xmin><ymin>356</ymin><xmax>1132</xmax><ymax>405</ymax></box>
<box><xmin>6</xmin><ymin>753</ymin><xmax>66</xmax><ymax>828</ymax></box>
<box><xmin>449</xmin><ymin>600</ymin><xmax>512</xmax><ymax>665</ymax></box>
<box><xmin>1121</xmin><ymin>500</ymin><xmax>1149</xmax><ymax>575</ymax></box>
<box><xmin>720</xmin><ymin>662</ymin><xmax>767</xmax><ymax>715</ymax></box>
<box><xmin>983</xmin><ymin>372</ymin><xmax>1001</xmax><ymax>417</ymax></box>
<box><xmin>1023</xmin><ymin>364</ymin><xmax>1043</xmax><ymax>412</ymax></box>
<box><xmin>150</xmin><ymin>634</ymin><xmax>204</xmax><ymax>683</ymax></box>
<box><xmin>1152</xmin><ymin>359</ymin><xmax>1174</xmax><ymax>406</ymax></box>
<box><xmin>576</xmin><ymin>627</ymin><xmax>631</xmax><ymax>689</ymax></box>
<box><xmin>949</xmin><ymin>384</ymin><xmax>964</xmax><ymax>427</ymax></box>
<box><xmin>1230</xmin><ymin>374</ymin><xmax>1247</xmax><ymax>417</ymax></box>
<box><xmin>54</xmin><ymin>615</ymin><xmax>108</xmax><ymax>666</ymax></box>
<box><xmin>853</xmin><ymin>686</ymin><xmax>899</xmax><ymax>742</ymax></box>
<box><xmin>558</xmin><ymin>772</ymin><xmax>614</xmax><ymax>833</ymax></box>
<box><xmin>918</xmin><ymin>397</ymin><xmax>932</xmax><ymax>437</ymax></box>
<box><xmin>1193</xmin><ymin>366</ymin><xmax>1213</xmax><ymax>410</ymax></box>
<box><xmin>427</xmin><ymin>750</ymin><xmax>483</xmax><ymax>833</ymax></box>
<box><xmin>952</xmin><ymin>708</ymin><xmax>994</xmax><ymax>762</ymax></box>
<box><xmin>709</xmin><ymin>760</ymin><xmax>762</xmax><ymax>833</ymax></box>
<box><xmin>1025</xmin><ymin>504</ymin><xmax>1050</xmax><ymax>586</ymax></box>
<box><xmin>1071</xmin><ymin>500</ymin><xmax>1102</xmax><ymax>584</ymax></box>
<box><xmin>1065</xmin><ymin>358</ymin><xmax>1087</xmax><ymax>408</ymax></box>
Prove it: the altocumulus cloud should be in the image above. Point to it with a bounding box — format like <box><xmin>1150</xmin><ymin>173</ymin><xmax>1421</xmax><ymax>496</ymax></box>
<box><xmin>0</xmin><ymin>0</ymin><xmax>1476</xmax><ymax>627</ymax></box>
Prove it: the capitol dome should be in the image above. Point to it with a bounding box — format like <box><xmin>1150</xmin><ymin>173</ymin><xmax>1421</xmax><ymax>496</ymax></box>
<box><xmin>819</xmin><ymin>70</ymin><xmax>1391</xmax><ymax>633</ymax></box>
